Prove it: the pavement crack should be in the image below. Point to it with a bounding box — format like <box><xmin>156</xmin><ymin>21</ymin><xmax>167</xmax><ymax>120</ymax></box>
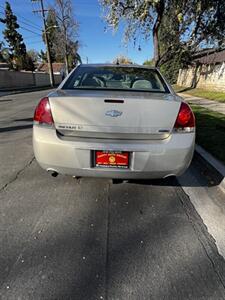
<box><xmin>176</xmin><ymin>186</ymin><xmax>225</xmax><ymax>292</ymax></box>
<box><xmin>0</xmin><ymin>156</ymin><xmax>35</xmax><ymax>193</ymax></box>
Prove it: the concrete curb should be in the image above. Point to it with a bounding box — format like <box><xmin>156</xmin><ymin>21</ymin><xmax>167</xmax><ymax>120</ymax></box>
<box><xmin>195</xmin><ymin>144</ymin><xmax>225</xmax><ymax>193</ymax></box>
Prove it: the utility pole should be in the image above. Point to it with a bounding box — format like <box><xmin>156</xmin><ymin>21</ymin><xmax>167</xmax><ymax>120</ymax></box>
<box><xmin>32</xmin><ymin>0</ymin><xmax>54</xmax><ymax>87</ymax></box>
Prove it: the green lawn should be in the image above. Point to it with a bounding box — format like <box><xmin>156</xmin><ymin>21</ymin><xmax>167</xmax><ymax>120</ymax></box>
<box><xmin>173</xmin><ymin>85</ymin><xmax>225</xmax><ymax>103</ymax></box>
<box><xmin>191</xmin><ymin>105</ymin><xmax>225</xmax><ymax>164</ymax></box>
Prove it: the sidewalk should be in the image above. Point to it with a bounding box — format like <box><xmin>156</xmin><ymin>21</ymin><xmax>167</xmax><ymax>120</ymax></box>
<box><xmin>178</xmin><ymin>92</ymin><xmax>225</xmax><ymax>115</ymax></box>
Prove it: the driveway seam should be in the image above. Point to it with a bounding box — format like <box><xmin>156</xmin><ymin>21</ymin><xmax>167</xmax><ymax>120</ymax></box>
<box><xmin>105</xmin><ymin>181</ymin><xmax>111</xmax><ymax>300</ymax></box>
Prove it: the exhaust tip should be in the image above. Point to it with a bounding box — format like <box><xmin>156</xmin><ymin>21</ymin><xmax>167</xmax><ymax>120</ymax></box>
<box><xmin>112</xmin><ymin>179</ymin><xmax>124</xmax><ymax>184</ymax></box>
<box><xmin>47</xmin><ymin>169</ymin><xmax>59</xmax><ymax>177</ymax></box>
<box><xmin>51</xmin><ymin>171</ymin><xmax>58</xmax><ymax>177</ymax></box>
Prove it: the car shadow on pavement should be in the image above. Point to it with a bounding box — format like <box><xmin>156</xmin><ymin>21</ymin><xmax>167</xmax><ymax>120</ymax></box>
<box><xmin>0</xmin><ymin>124</ymin><xmax>33</xmax><ymax>133</ymax></box>
<box><xmin>121</xmin><ymin>153</ymin><xmax>224</xmax><ymax>189</ymax></box>
<box><xmin>0</xmin><ymin>99</ymin><xmax>13</xmax><ymax>102</ymax></box>
<box><xmin>14</xmin><ymin>118</ymin><xmax>33</xmax><ymax>122</ymax></box>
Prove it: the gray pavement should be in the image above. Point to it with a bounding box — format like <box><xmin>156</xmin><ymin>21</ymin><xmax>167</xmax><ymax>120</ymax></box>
<box><xmin>1</xmin><ymin>90</ymin><xmax>225</xmax><ymax>299</ymax></box>
<box><xmin>178</xmin><ymin>93</ymin><xmax>225</xmax><ymax>115</ymax></box>
<box><xmin>0</xmin><ymin>90</ymin><xmax>52</xmax><ymax>190</ymax></box>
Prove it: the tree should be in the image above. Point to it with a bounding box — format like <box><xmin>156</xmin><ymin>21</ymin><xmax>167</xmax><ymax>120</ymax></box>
<box><xmin>26</xmin><ymin>49</ymin><xmax>40</xmax><ymax>71</ymax></box>
<box><xmin>27</xmin><ymin>49</ymin><xmax>40</xmax><ymax>64</ymax></box>
<box><xmin>24</xmin><ymin>54</ymin><xmax>35</xmax><ymax>71</ymax></box>
<box><xmin>112</xmin><ymin>55</ymin><xmax>133</xmax><ymax>64</ymax></box>
<box><xmin>157</xmin><ymin>5</ymin><xmax>191</xmax><ymax>83</ymax></box>
<box><xmin>42</xmin><ymin>2</ymin><xmax>81</xmax><ymax>71</ymax></box>
<box><xmin>38</xmin><ymin>50</ymin><xmax>48</xmax><ymax>63</ymax></box>
<box><xmin>54</xmin><ymin>0</ymin><xmax>79</xmax><ymax>74</ymax></box>
<box><xmin>100</xmin><ymin>0</ymin><xmax>225</xmax><ymax>67</ymax></box>
<box><xmin>67</xmin><ymin>40</ymin><xmax>82</xmax><ymax>68</ymax></box>
<box><xmin>143</xmin><ymin>59</ymin><xmax>154</xmax><ymax>66</ymax></box>
<box><xmin>0</xmin><ymin>41</ymin><xmax>9</xmax><ymax>63</ymax></box>
<box><xmin>0</xmin><ymin>2</ymin><xmax>31</xmax><ymax>70</ymax></box>
<box><xmin>0</xmin><ymin>42</ymin><xmax>4</xmax><ymax>62</ymax></box>
<box><xmin>44</xmin><ymin>9</ymin><xmax>61</xmax><ymax>62</ymax></box>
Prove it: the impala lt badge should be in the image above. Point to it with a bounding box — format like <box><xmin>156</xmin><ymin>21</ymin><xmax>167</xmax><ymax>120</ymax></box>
<box><xmin>105</xmin><ymin>110</ymin><xmax>123</xmax><ymax>117</ymax></box>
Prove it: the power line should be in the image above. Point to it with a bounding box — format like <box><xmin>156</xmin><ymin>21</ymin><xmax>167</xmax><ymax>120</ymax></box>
<box><xmin>44</xmin><ymin>0</ymin><xmax>52</xmax><ymax>9</ymax></box>
<box><xmin>23</xmin><ymin>35</ymin><xmax>43</xmax><ymax>39</ymax></box>
<box><xmin>20</xmin><ymin>25</ymin><xmax>42</xmax><ymax>36</ymax></box>
<box><xmin>0</xmin><ymin>4</ymin><xmax>41</xmax><ymax>31</ymax></box>
<box><xmin>0</xmin><ymin>11</ymin><xmax>42</xmax><ymax>36</ymax></box>
<box><xmin>0</xmin><ymin>13</ymin><xmax>41</xmax><ymax>32</ymax></box>
<box><xmin>15</xmin><ymin>19</ymin><xmax>41</xmax><ymax>32</ymax></box>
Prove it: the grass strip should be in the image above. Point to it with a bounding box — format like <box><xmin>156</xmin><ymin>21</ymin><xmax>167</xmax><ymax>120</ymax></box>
<box><xmin>191</xmin><ymin>105</ymin><xmax>225</xmax><ymax>164</ymax></box>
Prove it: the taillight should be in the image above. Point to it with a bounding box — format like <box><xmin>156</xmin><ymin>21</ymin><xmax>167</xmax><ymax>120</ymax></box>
<box><xmin>174</xmin><ymin>102</ymin><xmax>195</xmax><ymax>132</ymax></box>
<box><xmin>34</xmin><ymin>97</ymin><xmax>54</xmax><ymax>125</ymax></box>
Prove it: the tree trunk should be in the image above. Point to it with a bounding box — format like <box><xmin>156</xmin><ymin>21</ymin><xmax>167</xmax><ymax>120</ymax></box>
<box><xmin>153</xmin><ymin>22</ymin><xmax>160</xmax><ymax>66</ymax></box>
<box><xmin>153</xmin><ymin>1</ymin><xmax>164</xmax><ymax>67</ymax></box>
<box><xmin>65</xmin><ymin>53</ymin><xmax>69</xmax><ymax>75</ymax></box>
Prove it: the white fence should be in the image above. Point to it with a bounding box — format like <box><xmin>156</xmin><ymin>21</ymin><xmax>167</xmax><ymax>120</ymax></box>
<box><xmin>0</xmin><ymin>70</ymin><xmax>62</xmax><ymax>89</ymax></box>
<box><xmin>177</xmin><ymin>63</ymin><xmax>225</xmax><ymax>91</ymax></box>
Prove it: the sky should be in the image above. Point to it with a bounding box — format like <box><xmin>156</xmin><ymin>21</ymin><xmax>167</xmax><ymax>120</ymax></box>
<box><xmin>0</xmin><ymin>0</ymin><xmax>154</xmax><ymax>64</ymax></box>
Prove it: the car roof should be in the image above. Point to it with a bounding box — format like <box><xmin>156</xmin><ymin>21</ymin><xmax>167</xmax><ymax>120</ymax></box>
<box><xmin>79</xmin><ymin>63</ymin><xmax>157</xmax><ymax>70</ymax></box>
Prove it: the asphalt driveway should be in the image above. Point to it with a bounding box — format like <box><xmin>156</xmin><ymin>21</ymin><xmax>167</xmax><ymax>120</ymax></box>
<box><xmin>0</xmin><ymin>90</ymin><xmax>225</xmax><ymax>300</ymax></box>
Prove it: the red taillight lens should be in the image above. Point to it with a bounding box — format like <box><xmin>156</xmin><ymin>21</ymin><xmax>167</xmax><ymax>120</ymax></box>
<box><xmin>174</xmin><ymin>102</ymin><xmax>195</xmax><ymax>129</ymax></box>
<box><xmin>34</xmin><ymin>97</ymin><xmax>54</xmax><ymax>125</ymax></box>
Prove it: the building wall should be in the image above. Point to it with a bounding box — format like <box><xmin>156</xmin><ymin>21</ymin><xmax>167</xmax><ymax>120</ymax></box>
<box><xmin>177</xmin><ymin>62</ymin><xmax>225</xmax><ymax>91</ymax></box>
<box><xmin>0</xmin><ymin>70</ymin><xmax>62</xmax><ymax>89</ymax></box>
<box><xmin>34</xmin><ymin>72</ymin><xmax>62</xmax><ymax>86</ymax></box>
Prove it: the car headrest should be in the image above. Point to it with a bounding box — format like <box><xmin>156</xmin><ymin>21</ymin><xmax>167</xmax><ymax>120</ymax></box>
<box><xmin>132</xmin><ymin>79</ymin><xmax>153</xmax><ymax>89</ymax></box>
<box><xmin>81</xmin><ymin>75</ymin><xmax>101</xmax><ymax>87</ymax></box>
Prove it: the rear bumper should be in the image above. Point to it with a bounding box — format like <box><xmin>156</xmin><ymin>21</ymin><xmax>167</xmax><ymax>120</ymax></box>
<box><xmin>33</xmin><ymin>126</ymin><xmax>195</xmax><ymax>179</ymax></box>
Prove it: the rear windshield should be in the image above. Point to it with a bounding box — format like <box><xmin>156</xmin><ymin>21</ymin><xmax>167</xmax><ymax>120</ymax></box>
<box><xmin>62</xmin><ymin>66</ymin><xmax>169</xmax><ymax>93</ymax></box>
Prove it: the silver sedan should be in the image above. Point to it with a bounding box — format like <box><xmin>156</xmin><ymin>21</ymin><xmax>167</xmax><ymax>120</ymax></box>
<box><xmin>33</xmin><ymin>64</ymin><xmax>195</xmax><ymax>179</ymax></box>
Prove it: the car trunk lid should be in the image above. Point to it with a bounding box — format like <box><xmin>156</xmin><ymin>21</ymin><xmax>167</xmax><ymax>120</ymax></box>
<box><xmin>49</xmin><ymin>90</ymin><xmax>181</xmax><ymax>140</ymax></box>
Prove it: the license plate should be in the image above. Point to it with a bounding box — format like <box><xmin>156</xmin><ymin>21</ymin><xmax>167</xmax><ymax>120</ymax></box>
<box><xmin>95</xmin><ymin>151</ymin><xmax>129</xmax><ymax>168</ymax></box>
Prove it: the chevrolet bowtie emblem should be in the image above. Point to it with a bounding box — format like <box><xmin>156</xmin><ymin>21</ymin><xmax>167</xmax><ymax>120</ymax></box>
<box><xmin>105</xmin><ymin>110</ymin><xmax>123</xmax><ymax>117</ymax></box>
